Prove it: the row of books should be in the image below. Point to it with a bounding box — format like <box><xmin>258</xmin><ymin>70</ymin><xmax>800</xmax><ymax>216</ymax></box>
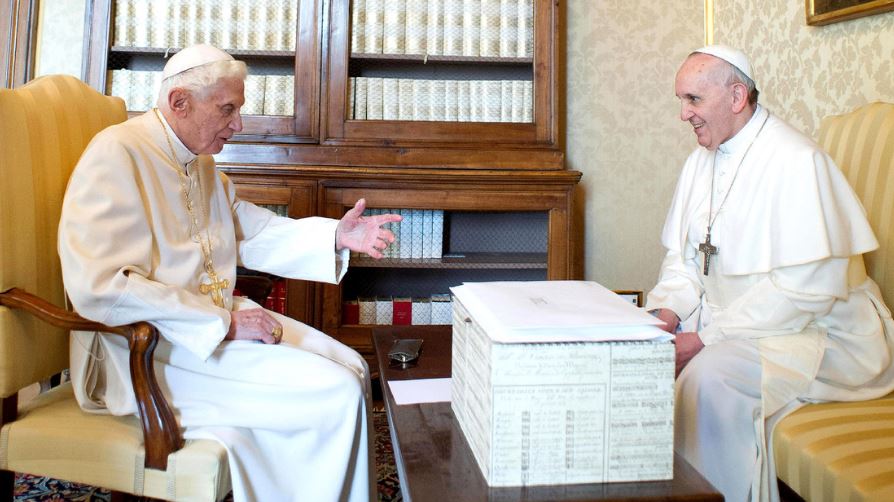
<box><xmin>349</xmin><ymin>77</ymin><xmax>533</xmax><ymax>123</ymax></box>
<box><xmin>113</xmin><ymin>0</ymin><xmax>297</xmax><ymax>51</ymax></box>
<box><xmin>351</xmin><ymin>0</ymin><xmax>534</xmax><ymax>58</ymax></box>
<box><xmin>353</xmin><ymin>209</ymin><xmax>445</xmax><ymax>260</ymax></box>
<box><xmin>343</xmin><ymin>294</ymin><xmax>453</xmax><ymax>325</ymax></box>
<box><xmin>107</xmin><ymin>70</ymin><xmax>294</xmax><ymax>115</ymax></box>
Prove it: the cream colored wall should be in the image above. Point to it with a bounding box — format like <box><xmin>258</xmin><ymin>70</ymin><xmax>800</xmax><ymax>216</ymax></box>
<box><xmin>713</xmin><ymin>1</ymin><xmax>894</xmax><ymax>138</ymax></box>
<box><xmin>566</xmin><ymin>0</ymin><xmax>704</xmax><ymax>294</ymax></box>
<box><xmin>568</xmin><ymin>0</ymin><xmax>894</xmax><ymax>295</ymax></box>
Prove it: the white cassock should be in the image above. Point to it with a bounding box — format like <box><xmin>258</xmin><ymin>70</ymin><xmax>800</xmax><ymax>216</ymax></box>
<box><xmin>58</xmin><ymin>111</ymin><xmax>374</xmax><ymax>502</ymax></box>
<box><xmin>646</xmin><ymin>105</ymin><xmax>894</xmax><ymax>502</ymax></box>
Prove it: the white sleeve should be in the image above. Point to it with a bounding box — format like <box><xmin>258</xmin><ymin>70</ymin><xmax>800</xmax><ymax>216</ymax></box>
<box><xmin>644</xmin><ymin>249</ymin><xmax>704</xmax><ymax>324</ymax></box>
<box><xmin>59</xmin><ymin>138</ymin><xmax>228</xmax><ymax>361</ymax></box>
<box><xmin>232</xmin><ymin>199</ymin><xmax>349</xmax><ymax>284</ymax></box>
<box><xmin>698</xmin><ymin>258</ymin><xmax>845</xmax><ymax>344</ymax></box>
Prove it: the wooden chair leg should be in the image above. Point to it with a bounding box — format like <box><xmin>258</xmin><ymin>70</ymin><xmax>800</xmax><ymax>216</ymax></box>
<box><xmin>0</xmin><ymin>470</ymin><xmax>14</xmax><ymax>502</ymax></box>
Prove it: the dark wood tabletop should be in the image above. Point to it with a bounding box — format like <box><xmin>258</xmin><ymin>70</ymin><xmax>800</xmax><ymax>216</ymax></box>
<box><xmin>373</xmin><ymin>327</ymin><xmax>723</xmax><ymax>502</ymax></box>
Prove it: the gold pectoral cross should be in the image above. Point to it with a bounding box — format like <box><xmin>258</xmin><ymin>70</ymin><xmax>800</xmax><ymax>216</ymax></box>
<box><xmin>199</xmin><ymin>270</ymin><xmax>230</xmax><ymax>308</ymax></box>
<box><xmin>698</xmin><ymin>231</ymin><xmax>718</xmax><ymax>276</ymax></box>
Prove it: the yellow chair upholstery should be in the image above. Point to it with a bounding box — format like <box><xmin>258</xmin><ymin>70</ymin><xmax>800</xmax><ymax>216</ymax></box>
<box><xmin>773</xmin><ymin>102</ymin><xmax>894</xmax><ymax>502</ymax></box>
<box><xmin>0</xmin><ymin>75</ymin><xmax>230</xmax><ymax>500</ymax></box>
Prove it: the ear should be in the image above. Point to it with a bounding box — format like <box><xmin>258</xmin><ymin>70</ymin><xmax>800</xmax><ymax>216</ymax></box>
<box><xmin>730</xmin><ymin>82</ymin><xmax>749</xmax><ymax>113</ymax></box>
<box><xmin>167</xmin><ymin>88</ymin><xmax>191</xmax><ymax>118</ymax></box>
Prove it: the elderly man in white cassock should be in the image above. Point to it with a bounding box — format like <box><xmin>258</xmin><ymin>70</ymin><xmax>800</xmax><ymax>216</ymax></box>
<box><xmin>58</xmin><ymin>44</ymin><xmax>400</xmax><ymax>501</ymax></box>
<box><xmin>645</xmin><ymin>45</ymin><xmax>894</xmax><ymax>502</ymax></box>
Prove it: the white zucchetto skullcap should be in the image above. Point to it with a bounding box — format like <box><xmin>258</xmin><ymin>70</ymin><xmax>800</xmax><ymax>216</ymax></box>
<box><xmin>162</xmin><ymin>44</ymin><xmax>234</xmax><ymax>80</ymax></box>
<box><xmin>693</xmin><ymin>44</ymin><xmax>755</xmax><ymax>83</ymax></box>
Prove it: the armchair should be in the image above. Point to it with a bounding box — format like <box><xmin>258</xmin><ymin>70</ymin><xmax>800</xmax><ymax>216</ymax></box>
<box><xmin>773</xmin><ymin>102</ymin><xmax>894</xmax><ymax>501</ymax></box>
<box><xmin>0</xmin><ymin>75</ymin><xmax>230</xmax><ymax>500</ymax></box>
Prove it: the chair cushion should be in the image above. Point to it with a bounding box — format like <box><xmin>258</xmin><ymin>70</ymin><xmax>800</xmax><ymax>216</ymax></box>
<box><xmin>773</xmin><ymin>391</ymin><xmax>894</xmax><ymax>502</ymax></box>
<box><xmin>0</xmin><ymin>383</ymin><xmax>231</xmax><ymax>501</ymax></box>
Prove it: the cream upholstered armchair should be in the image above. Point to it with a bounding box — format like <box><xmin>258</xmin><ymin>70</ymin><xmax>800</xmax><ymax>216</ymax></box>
<box><xmin>0</xmin><ymin>75</ymin><xmax>230</xmax><ymax>500</ymax></box>
<box><xmin>773</xmin><ymin>103</ymin><xmax>894</xmax><ymax>501</ymax></box>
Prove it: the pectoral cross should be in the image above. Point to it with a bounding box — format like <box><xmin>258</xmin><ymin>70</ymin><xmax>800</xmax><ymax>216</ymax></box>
<box><xmin>698</xmin><ymin>231</ymin><xmax>718</xmax><ymax>276</ymax></box>
<box><xmin>199</xmin><ymin>270</ymin><xmax>230</xmax><ymax>308</ymax></box>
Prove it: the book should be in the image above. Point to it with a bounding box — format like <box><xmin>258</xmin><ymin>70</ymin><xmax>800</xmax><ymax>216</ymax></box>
<box><xmin>342</xmin><ymin>299</ymin><xmax>360</xmax><ymax>325</ymax></box>
<box><xmin>431</xmin><ymin>209</ymin><xmax>444</xmax><ymax>259</ymax></box>
<box><xmin>430</xmin><ymin>293</ymin><xmax>453</xmax><ymax>325</ymax></box>
<box><xmin>422</xmin><ymin>209</ymin><xmax>434</xmax><ymax>258</ymax></box>
<box><xmin>359</xmin><ymin>296</ymin><xmax>377</xmax><ymax>324</ymax></box>
<box><xmin>351</xmin><ymin>0</ymin><xmax>366</xmax><ymax>53</ymax></box>
<box><xmin>500</xmin><ymin>80</ymin><xmax>513</xmax><ymax>122</ymax></box>
<box><xmin>425</xmin><ymin>0</ymin><xmax>444</xmax><ymax>56</ymax></box>
<box><xmin>242</xmin><ymin>74</ymin><xmax>266</xmax><ymax>115</ymax></box>
<box><xmin>411</xmin><ymin>297</ymin><xmax>432</xmax><ymax>325</ymax></box>
<box><xmin>398</xmin><ymin>79</ymin><xmax>414</xmax><ymax>120</ymax></box>
<box><xmin>444</xmin><ymin>80</ymin><xmax>459</xmax><ymax>121</ymax></box>
<box><xmin>458</xmin><ymin>80</ymin><xmax>470</xmax><ymax>122</ymax></box>
<box><xmin>410</xmin><ymin>209</ymin><xmax>424</xmax><ymax>259</ymax></box>
<box><xmin>404</xmin><ymin>0</ymin><xmax>427</xmax><ymax>55</ymax></box>
<box><xmin>442</xmin><ymin>0</ymin><xmax>463</xmax><ymax>56</ymax></box>
<box><xmin>364</xmin><ymin>0</ymin><xmax>384</xmax><ymax>53</ymax></box>
<box><xmin>382</xmin><ymin>78</ymin><xmax>399</xmax><ymax>119</ymax></box>
<box><xmin>113</xmin><ymin>0</ymin><xmax>132</xmax><ymax>46</ymax></box>
<box><xmin>483</xmin><ymin>80</ymin><xmax>502</xmax><ymax>122</ymax></box>
<box><xmin>376</xmin><ymin>296</ymin><xmax>394</xmax><ymax>325</ymax></box>
<box><xmin>382</xmin><ymin>0</ymin><xmax>406</xmax><ymax>54</ymax></box>
<box><xmin>392</xmin><ymin>297</ymin><xmax>412</xmax><ymax>325</ymax></box>
<box><xmin>131</xmin><ymin>0</ymin><xmax>150</xmax><ymax>47</ymax></box>
<box><xmin>511</xmin><ymin>80</ymin><xmax>524</xmax><ymax>122</ymax></box>
<box><xmin>461</xmin><ymin>0</ymin><xmax>481</xmax><ymax>57</ymax></box>
<box><xmin>264</xmin><ymin>75</ymin><xmax>295</xmax><ymax>116</ymax></box>
<box><xmin>366</xmin><ymin>77</ymin><xmax>384</xmax><ymax>119</ymax></box>
<box><xmin>499</xmin><ymin>0</ymin><xmax>519</xmax><ymax>57</ymax></box>
<box><xmin>479</xmin><ymin>0</ymin><xmax>501</xmax><ymax>57</ymax></box>
<box><xmin>429</xmin><ymin>79</ymin><xmax>446</xmax><ymax>121</ymax></box>
<box><xmin>468</xmin><ymin>80</ymin><xmax>483</xmax><ymax>121</ymax></box>
<box><xmin>520</xmin><ymin>0</ymin><xmax>534</xmax><ymax>57</ymax></box>
<box><xmin>412</xmin><ymin>79</ymin><xmax>430</xmax><ymax>121</ymax></box>
<box><xmin>522</xmin><ymin>79</ymin><xmax>533</xmax><ymax>122</ymax></box>
<box><xmin>355</xmin><ymin>77</ymin><xmax>369</xmax><ymax>120</ymax></box>
<box><xmin>399</xmin><ymin>209</ymin><xmax>413</xmax><ymax>259</ymax></box>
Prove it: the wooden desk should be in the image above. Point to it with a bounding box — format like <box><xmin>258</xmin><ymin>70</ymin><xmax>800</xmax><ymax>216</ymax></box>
<box><xmin>374</xmin><ymin>327</ymin><xmax>723</xmax><ymax>502</ymax></box>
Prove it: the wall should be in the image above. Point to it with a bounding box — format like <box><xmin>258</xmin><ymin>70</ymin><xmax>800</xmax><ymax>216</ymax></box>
<box><xmin>568</xmin><ymin>0</ymin><xmax>894</xmax><ymax>295</ymax></box>
<box><xmin>713</xmin><ymin>1</ymin><xmax>894</xmax><ymax>138</ymax></box>
<box><xmin>566</xmin><ymin>0</ymin><xmax>704</xmax><ymax>294</ymax></box>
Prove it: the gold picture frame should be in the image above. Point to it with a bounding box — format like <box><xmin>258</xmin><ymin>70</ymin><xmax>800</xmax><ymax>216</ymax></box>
<box><xmin>807</xmin><ymin>0</ymin><xmax>894</xmax><ymax>26</ymax></box>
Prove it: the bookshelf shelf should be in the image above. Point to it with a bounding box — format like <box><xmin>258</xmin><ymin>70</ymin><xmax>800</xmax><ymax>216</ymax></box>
<box><xmin>351</xmin><ymin>252</ymin><xmax>547</xmax><ymax>270</ymax></box>
<box><xmin>110</xmin><ymin>46</ymin><xmax>297</xmax><ymax>59</ymax></box>
<box><xmin>349</xmin><ymin>53</ymin><xmax>534</xmax><ymax>66</ymax></box>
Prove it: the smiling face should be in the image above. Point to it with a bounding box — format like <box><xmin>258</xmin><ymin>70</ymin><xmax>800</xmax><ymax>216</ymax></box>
<box><xmin>172</xmin><ymin>76</ymin><xmax>245</xmax><ymax>154</ymax></box>
<box><xmin>675</xmin><ymin>53</ymin><xmax>749</xmax><ymax>151</ymax></box>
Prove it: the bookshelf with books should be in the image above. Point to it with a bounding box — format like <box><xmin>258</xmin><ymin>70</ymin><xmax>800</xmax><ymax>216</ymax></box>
<box><xmin>313</xmin><ymin>173</ymin><xmax>579</xmax><ymax>366</ymax></box>
<box><xmin>84</xmin><ymin>0</ymin><xmax>320</xmax><ymax>143</ymax></box>
<box><xmin>324</xmin><ymin>0</ymin><xmax>560</xmax><ymax>168</ymax></box>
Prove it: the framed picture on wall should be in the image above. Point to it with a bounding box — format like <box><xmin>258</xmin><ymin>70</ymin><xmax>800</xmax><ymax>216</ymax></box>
<box><xmin>807</xmin><ymin>0</ymin><xmax>894</xmax><ymax>26</ymax></box>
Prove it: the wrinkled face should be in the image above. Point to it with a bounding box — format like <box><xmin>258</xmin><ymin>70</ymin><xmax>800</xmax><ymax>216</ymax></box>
<box><xmin>674</xmin><ymin>54</ymin><xmax>738</xmax><ymax>151</ymax></box>
<box><xmin>180</xmin><ymin>77</ymin><xmax>245</xmax><ymax>154</ymax></box>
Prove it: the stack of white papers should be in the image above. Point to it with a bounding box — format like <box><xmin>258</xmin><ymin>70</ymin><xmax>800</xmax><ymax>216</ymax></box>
<box><xmin>449</xmin><ymin>281</ymin><xmax>667</xmax><ymax>343</ymax></box>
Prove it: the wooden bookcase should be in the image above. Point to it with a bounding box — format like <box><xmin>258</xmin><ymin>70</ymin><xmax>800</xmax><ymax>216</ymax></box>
<box><xmin>83</xmin><ymin>0</ymin><xmax>579</xmax><ymax>372</ymax></box>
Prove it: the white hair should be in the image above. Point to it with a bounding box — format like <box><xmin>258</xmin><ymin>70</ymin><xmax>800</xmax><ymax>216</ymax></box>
<box><xmin>156</xmin><ymin>59</ymin><xmax>247</xmax><ymax>109</ymax></box>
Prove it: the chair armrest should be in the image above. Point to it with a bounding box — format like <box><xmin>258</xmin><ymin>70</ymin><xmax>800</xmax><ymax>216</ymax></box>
<box><xmin>0</xmin><ymin>287</ymin><xmax>183</xmax><ymax>470</ymax></box>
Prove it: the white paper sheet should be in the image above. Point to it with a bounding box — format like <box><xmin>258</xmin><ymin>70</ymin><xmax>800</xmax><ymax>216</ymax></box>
<box><xmin>389</xmin><ymin>378</ymin><xmax>452</xmax><ymax>405</ymax></box>
<box><xmin>450</xmin><ymin>281</ymin><xmax>666</xmax><ymax>343</ymax></box>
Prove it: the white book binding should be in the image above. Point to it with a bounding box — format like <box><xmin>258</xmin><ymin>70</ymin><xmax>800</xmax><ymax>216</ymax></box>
<box><xmin>366</xmin><ymin>77</ymin><xmax>384</xmax><ymax>119</ymax></box>
<box><xmin>425</xmin><ymin>0</ymin><xmax>444</xmax><ymax>56</ymax></box>
<box><xmin>382</xmin><ymin>78</ymin><xmax>399</xmax><ymax>120</ymax></box>
<box><xmin>404</xmin><ymin>0</ymin><xmax>427</xmax><ymax>55</ymax></box>
<box><xmin>364</xmin><ymin>0</ymin><xmax>384</xmax><ymax>53</ymax></box>
<box><xmin>442</xmin><ymin>0</ymin><xmax>464</xmax><ymax>56</ymax></box>
<box><xmin>382</xmin><ymin>0</ymin><xmax>406</xmax><ymax>54</ymax></box>
<box><xmin>499</xmin><ymin>0</ymin><xmax>519</xmax><ymax>57</ymax></box>
<box><xmin>351</xmin><ymin>0</ymin><xmax>366</xmax><ymax>53</ymax></box>
<box><xmin>479</xmin><ymin>0</ymin><xmax>501</xmax><ymax>57</ymax></box>
<box><xmin>461</xmin><ymin>0</ymin><xmax>480</xmax><ymax>57</ymax></box>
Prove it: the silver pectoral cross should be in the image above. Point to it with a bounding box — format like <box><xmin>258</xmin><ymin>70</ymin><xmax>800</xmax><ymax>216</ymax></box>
<box><xmin>698</xmin><ymin>231</ymin><xmax>718</xmax><ymax>275</ymax></box>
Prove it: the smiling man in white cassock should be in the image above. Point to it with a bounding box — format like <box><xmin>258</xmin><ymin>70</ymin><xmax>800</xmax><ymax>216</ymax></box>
<box><xmin>58</xmin><ymin>44</ymin><xmax>401</xmax><ymax>501</ymax></box>
<box><xmin>645</xmin><ymin>45</ymin><xmax>894</xmax><ymax>502</ymax></box>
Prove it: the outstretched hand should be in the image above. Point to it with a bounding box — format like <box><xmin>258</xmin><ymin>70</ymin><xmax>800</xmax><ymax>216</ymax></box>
<box><xmin>336</xmin><ymin>198</ymin><xmax>402</xmax><ymax>259</ymax></box>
